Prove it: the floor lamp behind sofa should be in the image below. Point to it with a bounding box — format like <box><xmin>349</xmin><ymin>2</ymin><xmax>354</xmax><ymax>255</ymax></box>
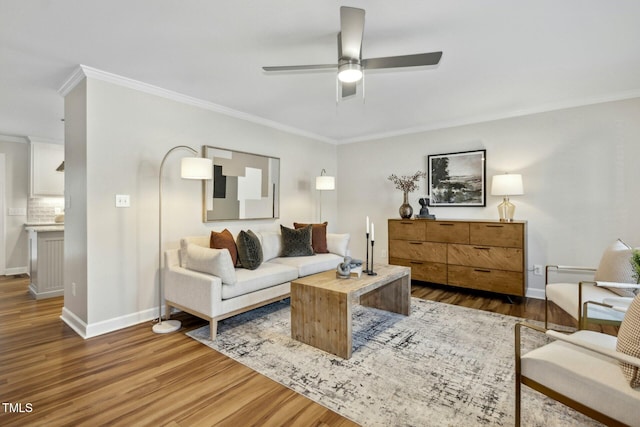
<box><xmin>153</xmin><ymin>145</ymin><xmax>213</xmax><ymax>334</ymax></box>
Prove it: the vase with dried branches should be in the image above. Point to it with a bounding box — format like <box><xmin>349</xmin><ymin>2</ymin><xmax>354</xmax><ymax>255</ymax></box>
<box><xmin>388</xmin><ymin>171</ymin><xmax>427</xmax><ymax>219</ymax></box>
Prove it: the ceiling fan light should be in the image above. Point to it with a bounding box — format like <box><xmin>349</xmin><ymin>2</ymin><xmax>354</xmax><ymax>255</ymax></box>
<box><xmin>338</xmin><ymin>63</ymin><xmax>363</xmax><ymax>83</ymax></box>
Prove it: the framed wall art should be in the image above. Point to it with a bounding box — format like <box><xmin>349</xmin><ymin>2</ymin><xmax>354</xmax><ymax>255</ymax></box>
<box><xmin>203</xmin><ymin>146</ymin><xmax>280</xmax><ymax>221</ymax></box>
<box><xmin>427</xmin><ymin>149</ymin><xmax>486</xmax><ymax>207</ymax></box>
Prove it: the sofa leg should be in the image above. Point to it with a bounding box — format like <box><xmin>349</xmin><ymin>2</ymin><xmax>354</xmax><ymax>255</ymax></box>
<box><xmin>209</xmin><ymin>320</ymin><xmax>218</xmax><ymax>340</ymax></box>
<box><xmin>165</xmin><ymin>303</ymin><xmax>172</xmax><ymax>321</ymax></box>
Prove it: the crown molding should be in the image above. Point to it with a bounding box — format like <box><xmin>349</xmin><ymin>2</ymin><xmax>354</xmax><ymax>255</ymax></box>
<box><xmin>58</xmin><ymin>65</ymin><xmax>337</xmax><ymax>145</ymax></box>
<box><xmin>0</xmin><ymin>134</ymin><xmax>29</xmax><ymax>144</ymax></box>
<box><xmin>27</xmin><ymin>136</ymin><xmax>64</xmax><ymax>145</ymax></box>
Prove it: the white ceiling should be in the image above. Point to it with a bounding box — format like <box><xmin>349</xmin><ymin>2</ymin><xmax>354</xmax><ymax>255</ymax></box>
<box><xmin>2</xmin><ymin>0</ymin><xmax>640</xmax><ymax>144</ymax></box>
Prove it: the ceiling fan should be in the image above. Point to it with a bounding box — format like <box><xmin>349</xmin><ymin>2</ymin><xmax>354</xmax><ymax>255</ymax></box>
<box><xmin>262</xmin><ymin>6</ymin><xmax>442</xmax><ymax>98</ymax></box>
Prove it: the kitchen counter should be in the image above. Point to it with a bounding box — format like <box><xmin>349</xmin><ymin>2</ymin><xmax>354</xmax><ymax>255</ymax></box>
<box><xmin>25</xmin><ymin>224</ymin><xmax>64</xmax><ymax>299</ymax></box>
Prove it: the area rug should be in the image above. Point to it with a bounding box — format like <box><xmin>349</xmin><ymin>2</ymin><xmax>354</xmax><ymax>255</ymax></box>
<box><xmin>187</xmin><ymin>298</ymin><xmax>600</xmax><ymax>426</ymax></box>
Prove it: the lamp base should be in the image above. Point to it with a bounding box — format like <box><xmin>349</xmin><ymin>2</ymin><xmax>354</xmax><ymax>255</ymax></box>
<box><xmin>497</xmin><ymin>197</ymin><xmax>516</xmax><ymax>222</ymax></box>
<box><xmin>152</xmin><ymin>319</ymin><xmax>181</xmax><ymax>334</ymax></box>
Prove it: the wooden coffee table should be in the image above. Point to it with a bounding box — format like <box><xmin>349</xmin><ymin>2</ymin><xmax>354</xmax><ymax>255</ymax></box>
<box><xmin>290</xmin><ymin>264</ymin><xmax>411</xmax><ymax>359</ymax></box>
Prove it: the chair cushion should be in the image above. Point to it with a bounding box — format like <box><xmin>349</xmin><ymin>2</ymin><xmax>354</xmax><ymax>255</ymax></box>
<box><xmin>222</xmin><ymin>262</ymin><xmax>298</xmax><ymax>300</ymax></box>
<box><xmin>594</xmin><ymin>239</ymin><xmax>638</xmax><ymax>297</ymax></box>
<box><xmin>269</xmin><ymin>253</ymin><xmax>343</xmax><ymax>277</ymax></box>
<box><xmin>546</xmin><ymin>282</ymin><xmax>626</xmax><ymax>322</ymax></box>
<box><xmin>236</xmin><ymin>230</ymin><xmax>263</xmax><ymax>270</ymax></box>
<box><xmin>210</xmin><ymin>229</ymin><xmax>238</xmax><ymax>266</ymax></box>
<box><xmin>327</xmin><ymin>233</ymin><xmax>350</xmax><ymax>257</ymax></box>
<box><xmin>257</xmin><ymin>230</ymin><xmax>282</xmax><ymax>261</ymax></box>
<box><xmin>294</xmin><ymin>222</ymin><xmax>329</xmax><ymax>253</ymax></box>
<box><xmin>181</xmin><ymin>242</ymin><xmax>237</xmax><ymax>285</ymax></box>
<box><xmin>522</xmin><ymin>330</ymin><xmax>640</xmax><ymax>426</ymax></box>
<box><xmin>280</xmin><ymin>224</ymin><xmax>314</xmax><ymax>257</ymax></box>
<box><xmin>617</xmin><ymin>294</ymin><xmax>640</xmax><ymax>388</ymax></box>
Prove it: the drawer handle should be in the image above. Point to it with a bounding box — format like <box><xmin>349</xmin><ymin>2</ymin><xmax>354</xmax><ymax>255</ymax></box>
<box><xmin>438</xmin><ymin>223</ymin><xmax>454</xmax><ymax>226</ymax></box>
<box><xmin>486</xmin><ymin>225</ymin><xmax>504</xmax><ymax>228</ymax></box>
<box><xmin>474</xmin><ymin>269</ymin><xmax>491</xmax><ymax>273</ymax></box>
<box><xmin>473</xmin><ymin>247</ymin><xmax>491</xmax><ymax>250</ymax></box>
<box><xmin>400</xmin><ymin>221</ymin><xmax>414</xmax><ymax>225</ymax></box>
<box><xmin>410</xmin><ymin>261</ymin><xmax>424</xmax><ymax>265</ymax></box>
<box><xmin>409</xmin><ymin>242</ymin><xmax>423</xmax><ymax>245</ymax></box>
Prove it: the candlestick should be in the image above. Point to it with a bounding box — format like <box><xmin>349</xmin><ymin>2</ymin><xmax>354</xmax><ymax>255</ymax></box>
<box><xmin>368</xmin><ymin>239</ymin><xmax>377</xmax><ymax>276</ymax></box>
<box><xmin>364</xmin><ymin>232</ymin><xmax>371</xmax><ymax>274</ymax></box>
<box><xmin>366</xmin><ymin>216</ymin><xmax>370</xmax><ymax>234</ymax></box>
<box><xmin>371</xmin><ymin>223</ymin><xmax>375</xmax><ymax>241</ymax></box>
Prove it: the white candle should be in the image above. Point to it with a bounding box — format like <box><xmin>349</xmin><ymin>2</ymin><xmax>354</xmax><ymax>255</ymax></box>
<box><xmin>371</xmin><ymin>223</ymin><xmax>375</xmax><ymax>241</ymax></box>
<box><xmin>366</xmin><ymin>216</ymin><xmax>370</xmax><ymax>234</ymax></box>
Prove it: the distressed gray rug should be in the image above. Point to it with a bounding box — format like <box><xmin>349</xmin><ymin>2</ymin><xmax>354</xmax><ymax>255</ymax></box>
<box><xmin>187</xmin><ymin>298</ymin><xmax>600</xmax><ymax>426</ymax></box>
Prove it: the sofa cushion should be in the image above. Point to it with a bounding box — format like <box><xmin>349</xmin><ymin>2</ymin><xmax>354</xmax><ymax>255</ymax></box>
<box><xmin>236</xmin><ymin>230</ymin><xmax>263</xmax><ymax>270</ymax></box>
<box><xmin>327</xmin><ymin>233</ymin><xmax>350</xmax><ymax>257</ymax></box>
<box><xmin>545</xmin><ymin>282</ymin><xmax>626</xmax><ymax>323</ymax></box>
<box><xmin>222</xmin><ymin>262</ymin><xmax>298</xmax><ymax>300</ymax></box>
<box><xmin>269</xmin><ymin>253</ymin><xmax>343</xmax><ymax>277</ymax></box>
<box><xmin>617</xmin><ymin>294</ymin><xmax>640</xmax><ymax>388</ymax></box>
<box><xmin>179</xmin><ymin>236</ymin><xmax>210</xmax><ymax>267</ymax></box>
<box><xmin>210</xmin><ymin>229</ymin><xmax>238</xmax><ymax>266</ymax></box>
<box><xmin>594</xmin><ymin>239</ymin><xmax>638</xmax><ymax>297</ymax></box>
<box><xmin>281</xmin><ymin>224</ymin><xmax>314</xmax><ymax>257</ymax></box>
<box><xmin>294</xmin><ymin>222</ymin><xmax>329</xmax><ymax>253</ymax></box>
<box><xmin>181</xmin><ymin>242</ymin><xmax>237</xmax><ymax>285</ymax></box>
<box><xmin>521</xmin><ymin>330</ymin><xmax>639</xmax><ymax>426</ymax></box>
<box><xmin>258</xmin><ymin>230</ymin><xmax>282</xmax><ymax>261</ymax></box>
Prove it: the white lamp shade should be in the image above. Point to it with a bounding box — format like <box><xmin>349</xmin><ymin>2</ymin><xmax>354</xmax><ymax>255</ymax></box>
<box><xmin>491</xmin><ymin>174</ymin><xmax>524</xmax><ymax>196</ymax></box>
<box><xmin>181</xmin><ymin>157</ymin><xmax>213</xmax><ymax>180</ymax></box>
<box><xmin>315</xmin><ymin>175</ymin><xmax>335</xmax><ymax>190</ymax></box>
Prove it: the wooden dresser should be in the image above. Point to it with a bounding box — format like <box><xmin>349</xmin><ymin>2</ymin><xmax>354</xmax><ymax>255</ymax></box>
<box><xmin>388</xmin><ymin>219</ymin><xmax>526</xmax><ymax>296</ymax></box>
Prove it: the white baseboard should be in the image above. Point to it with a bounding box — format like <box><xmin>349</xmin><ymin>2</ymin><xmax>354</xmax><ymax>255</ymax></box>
<box><xmin>61</xmin><ymin>305</ymin><xmax>161</xmax><ymax>339</ymax></box>
<box><xmin>525</xmin><ymin>287</ymin><xmax>545</xmax><ymax>300</ymax></box>
<box><xmin>5</xmin><ymin>266</ymin><xmax>29</xmax><ymax>276</ymax></box>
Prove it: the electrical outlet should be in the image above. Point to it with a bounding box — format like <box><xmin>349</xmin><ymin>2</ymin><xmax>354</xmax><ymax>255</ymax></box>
<box><xmin>115</xmin><ymin>194</ymin><xmax>130</xmax><ymax>208</ymax></box>
<box><xmin>381</xmin><ymin>249</ymin><xmax>387</xmax><ymax>258</ymax></box>
<box><xmin>533</xmin><ymin>265</ymin><xmax>543</xmax><ymax>276</ymax></box>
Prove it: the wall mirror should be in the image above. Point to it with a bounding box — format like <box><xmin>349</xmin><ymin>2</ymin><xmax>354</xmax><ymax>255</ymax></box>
<box><xmin>203</xmin><ymin>146</ymin><xmax>280</xmax><ymax>221</ymax></box>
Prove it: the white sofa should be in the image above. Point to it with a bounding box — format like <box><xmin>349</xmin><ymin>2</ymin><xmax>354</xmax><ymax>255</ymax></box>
<box><xmin>164</xmin><ymin>230</ymin><xmax>350</xmax><ymax>339</ymax></box>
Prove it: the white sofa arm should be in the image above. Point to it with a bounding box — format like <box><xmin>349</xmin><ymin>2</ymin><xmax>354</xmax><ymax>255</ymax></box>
<box><xmin>164</xmin><ymin>250</ymin><xmax>223</xmax><ymax>318</ymax></box>
<box><xmin>546</xmin><ymin>330</ymin><xmax>640</xmax><ymax>368</ymax></box>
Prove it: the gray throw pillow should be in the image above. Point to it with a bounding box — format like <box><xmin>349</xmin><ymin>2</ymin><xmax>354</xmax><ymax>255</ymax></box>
<box><xmin>280</xmin><ymin>224</ymin><xmax>314</xmax><ymax>257</ymax></box>
<box><xmin>236</xmin><ymin>230</ymin><xmax>263</xmax><ymax>270</ymax></box>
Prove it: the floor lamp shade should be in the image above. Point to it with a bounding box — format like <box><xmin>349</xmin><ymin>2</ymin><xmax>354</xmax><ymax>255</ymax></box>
<box><xmin>154</xmin><ymin>146</ymin><xmax>212</xmax><ymax>335</ymax></box>
<box><xmin>181</xmin><ymin>157</ymin><xmax>213</xmax><ymax>180</ymax></box>
<box><xmin>315</xmin><ymin>175</ymin><xmax>335</xmax><ymax>190</ymax></box>
<box><xmin>491</xmin><ymin>173</ymin><xmax>524</xmax><ymax>222</ymax></box>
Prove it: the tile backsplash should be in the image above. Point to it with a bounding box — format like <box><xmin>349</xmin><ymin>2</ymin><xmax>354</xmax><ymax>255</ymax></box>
<box><xmin>27</xmin><ymin>197</ymin><xmax>65</xmax><ymax>224</ymax></box>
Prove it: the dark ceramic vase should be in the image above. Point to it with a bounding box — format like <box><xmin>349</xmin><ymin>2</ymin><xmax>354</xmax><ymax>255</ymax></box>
<box><xmin>399</xmin><ymin>192</ymin><xmax>413</xmax><ymax>219</ymax></box>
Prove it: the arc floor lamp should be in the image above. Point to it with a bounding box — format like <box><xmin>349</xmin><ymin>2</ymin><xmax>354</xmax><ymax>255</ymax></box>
<box><xmin>153</xmin><ymin>145</ymin><xmax>213</xmax><ymax>334</ymax></box>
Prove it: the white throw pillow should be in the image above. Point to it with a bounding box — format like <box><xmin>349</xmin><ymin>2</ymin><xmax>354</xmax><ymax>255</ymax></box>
<box><xmin>258</xmin><ymin>230</ymin><xmax>282</xmax><ymax>261</ymax></box>
<box><xmin>594</xmin><ymin>239</ymin><xmax>638</xmax><ymax>297</ymax></box>
<box><xmin>182</xmin><ymin>242</ymin><xmax>237</xmax><ymax>285</ymax></box>
<box><xmin>327</xmin><ymin>233</ymin><xmax>350</xmax><ymax>257</ymax></box>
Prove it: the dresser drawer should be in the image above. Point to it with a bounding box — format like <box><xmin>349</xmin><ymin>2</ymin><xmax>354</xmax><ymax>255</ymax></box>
<box><xmin>448</xmin><ymin>265</ymin><xmax>524</xmax><ymax>296</ymax></box>
<box><xmin>447</xmin><ymin>244</ymin><xmax>523</xmax><ymax>272</ymax></box>
<box><xmin>469</xmin><ymin>222</ymin><xmax>524</xmax><ymax>248</ymax></box>
<box><xmin>426</xmin><ymin>221</ymin><xmax>469</xmax><ymax>244</ymax></box>
<box><xmin>389</xmin><ymin>240</ymin><xmax>447</xmax><ymax>263</ymax></box>
<box><xmin>390</xmin><ymin>257</ymin><xmax>447</xmax><ymax>285</ymax></box>
<box><xmin>388</xmin><ymin>220</ymin><xmax>426</xmax><ymax>241</ymax></box>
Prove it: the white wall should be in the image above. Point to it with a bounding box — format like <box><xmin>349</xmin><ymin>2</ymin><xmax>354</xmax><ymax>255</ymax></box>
<box><xmin>0</xmin><ymin>136</ymin><xmax>29</xmax><ymax>274</ymax></box>
<box><xmin>62</xmin><ymin>74</ymin><xmax>337</xmax><ymax>337</ymax></box>
<box><xmin>337</xmin><ymin>97</ymin><xmax>640</xmax><ymax>298</ymax></box>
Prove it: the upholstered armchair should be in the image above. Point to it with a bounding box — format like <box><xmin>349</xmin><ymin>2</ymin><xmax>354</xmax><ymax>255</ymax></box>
<box><xmin>545</xmin><ymin>239</ymin><xmax>640</xmax><ymax>329</ymax></box>
<box><xmin>515</xmin><ymin>295</ymin><xmax>640</xmax><ymax>426</ymax></box>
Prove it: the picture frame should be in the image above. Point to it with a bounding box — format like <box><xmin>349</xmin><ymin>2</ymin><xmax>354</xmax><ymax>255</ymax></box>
<box><xmin>427</xmin><ymin>149</ymin><xmax>486</xmax><ymax>207</ymax></box>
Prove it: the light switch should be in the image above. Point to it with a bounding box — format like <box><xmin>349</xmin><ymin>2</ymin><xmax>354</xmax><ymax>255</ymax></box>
<box><xmin>115</xmin><ymin>194</ymin><xmax>130</xmax><ymax>208</ymax></box>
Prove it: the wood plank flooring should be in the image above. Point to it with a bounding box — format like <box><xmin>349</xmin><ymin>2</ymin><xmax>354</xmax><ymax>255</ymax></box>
<box><xmin>0</xmin><ymin>275</ymin><xmax>617</xmax><ymax>426</ymax></box>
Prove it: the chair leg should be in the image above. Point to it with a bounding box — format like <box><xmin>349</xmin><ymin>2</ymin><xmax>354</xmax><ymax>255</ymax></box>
<box><xmin>544</xmin><ymin>297</ymin><xmax>549</xmax><ymax>329</ymax></box>
<box><xmin>209</xmin><ymin>320</ymin><xmax>218</xmax><ymax>340</ymax></box>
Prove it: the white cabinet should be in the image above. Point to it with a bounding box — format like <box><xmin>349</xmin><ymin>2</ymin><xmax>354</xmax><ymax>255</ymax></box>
<box><xmin>29</xmin><ymin>140</ymin><xmax>64</xmax><ymax>197</ymax></box>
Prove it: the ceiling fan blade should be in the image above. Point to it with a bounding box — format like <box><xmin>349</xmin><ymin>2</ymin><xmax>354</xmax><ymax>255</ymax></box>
<box><xmin>341</xmin><ymin>81</ymin><xmax>357</xmax><ymax>98</ymax></box>
<box><xmin>340</xmin><ymin>6</ymin><xmax>365</xmax><ymax>59</ymax></box>
<box><xmin>262</xmin><ymin>64</ymin><xmax>337</xmax><ymax>72</ymax></box>
<box><xmin>363</xmin><ymin>52</ymin><xmax>443</xmax><ymax>70</ymax></box>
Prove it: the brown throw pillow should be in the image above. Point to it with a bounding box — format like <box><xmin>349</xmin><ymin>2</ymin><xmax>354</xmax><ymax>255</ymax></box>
<box><xmin>210</xmin><ymin>229</ymin><xmax>238</xmax><ymax>266</ymax></box>
<box><xmin>294</xmin><ymin>222</ymin><xmax>329</xmax><ymax>254</ymax></box>
<box><xmin>617</xmin><ymin>294</ymin><xmax>640</xmax><ymax>388</ymax></box>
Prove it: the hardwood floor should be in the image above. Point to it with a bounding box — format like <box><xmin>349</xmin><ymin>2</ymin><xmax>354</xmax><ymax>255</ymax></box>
<box><xmin>0</xmin><ymin>275</ymin><xmax>617</xmax><ymax>426</ymax></box>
